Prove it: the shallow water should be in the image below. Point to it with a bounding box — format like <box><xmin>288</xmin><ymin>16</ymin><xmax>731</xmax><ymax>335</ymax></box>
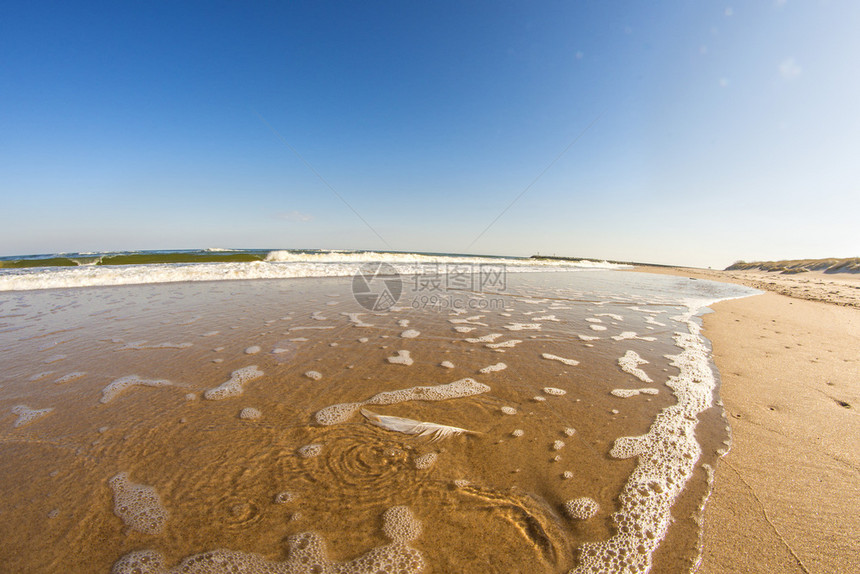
<box><xmin>0</xmin><ymin>270</ymin><xmax>757</xmax><ymax>573</ymax></box>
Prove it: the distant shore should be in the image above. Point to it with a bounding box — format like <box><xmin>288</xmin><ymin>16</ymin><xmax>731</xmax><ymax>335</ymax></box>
<box><xmin>631</xmin><ymin>265</ymin><xmax>859</xmax><ymax>573</ymax></box>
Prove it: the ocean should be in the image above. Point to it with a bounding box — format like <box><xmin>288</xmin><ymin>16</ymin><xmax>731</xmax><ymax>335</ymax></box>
<box><xmin>0</xmin><ymin>250</ymin><xmax>759</xmax><ymax>573</ymax></box>
<box><xmin>0</xmin><ymin>249</ymin><xmax>620</xmax><ymax>292</ymax></box>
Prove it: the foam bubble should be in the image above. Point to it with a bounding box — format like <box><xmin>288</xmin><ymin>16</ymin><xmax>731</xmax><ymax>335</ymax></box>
<box><xmin>541</xmin><ymin>353</ymin><xmax>579</xmax><ymax>366</ymax></box>
<box><xmin>578</xmin><ymin>335</ymin><xmax>599</xmax><ymax>341</ymax></box>
<box><xmin>414</xmin><ymin>452</ymin><xmax>437</xmax><ymax>470</ymax></box>
<box><xmin>120</xmin><ymin>341</ymin><xmax>192</xmax><ymax>350</ymax></box>
<box><xmin>315</xmin><ymin>378</ymin><xmax>491</xmax><ymax>426</ymax></box>
<box><xmin>109</xmin><ymin>472</ymin><xmax>168</xmax><ymax>535</ymax></box>
<box><xmin>563</xmin><ymin>471</ymin><xmax>574</xmax><ymax>479</ymax></box>
<box><xmin>611</xmin><ymin>331</ymin><xmax>657</xmax><ymax>342</ymax></box>
<box><xmin>304</xmin><ymin>371</ymin><xmax>323</xmax><ymax>381</ymax></box>
<box><xmin>595</xmin><ymin>313</ymin><xmax>623</xmax><ymax>321</ymax></box>
<box><xmin>552</xmin><ymin>440</ymin><xmax>565</xmax><ymax>451</ymax></box>
<box><xmin>450</xmin><ymin>315</ymin><xmax>486</xmax><ymax>326</ymax></box>
<box><xmin>274</xmin><ymin>491</ymin><xmax>293</xmax><ymax>504</ymax></box>
<box><xmin>387</xmin><ymin>350</ymin><xmax>413</xmax><ymax>366</ymax></box>
<box><xmin>400</xmin><ymin>329</ymin><xmax>420</xmax><ymax>339</ymax></box>
<box><xmin>479</xmin><ymin>363</ymin><xmax>507</xmax><ymax>374</ymax></box>
<box><xmin>454</xmin><ymin>326</ymin><xmax>476</xmax><ymax>333</ymax></box>
<box><xmin>589</xmin><ymin>324</ymin><xmax>607</xmax><ymax>331</ymax></box>
<box><xmin>244</xmin><ymin>345</ymin><xmax>261</xmax><ymax>355</ymax></box>
<box><xmin>54</xmin><ymin>371</ymin><xmax>86</xmax><ymax>384</ymax></box>
<box><xmin>504</xmin><ymin>323</ymin><xmax>541</xmax><ymax>331</ymax></box>
<box><xmin>102</xmin><ymin>376</ymin><xmax>173</xmax><ymax>404</ymax></box>
<box><xmin>618</xmin><ymin>350</ymin><xmax>653</xmax><ymax>383</ymax></box>
<box><xmin>298</xmin><ymin>444</ymin><xmax>322</xmax><ymax>458</ymax></box>
<box><xmin>203</xmin><ymin>366</ymin><xmax>264</xmax><ymax>400</ymax></box>
<box><xmin>511</xmin><ymin>429</ymin><xmax>524</xmax><ymax>437</ymax></box>
<box><xmin>465</xmin><ymin>333</ymin><xmax>502</xmax><ymax>343</ymax></box>
<box><xmin>543</xmin><ymin>387</ymin><xmax>566</xmax><ymax>396</ymax></box>
<box><xmin>585</xmin><ymin>318</ymin><xmax>602</xmax><ymax>323</ymax></box>
<box><xmin>611</xmin><ymin>331</ymin><xmax>637</xmax><ymax>341</ymax></box>
<box><xmin>365</xmin><ymin>378</ymin><xmax>491</xmax><ymax>406</ymax></box>
<box><xmin>611</xmin><ymin>388</ymin><xmax>659</xmax><ymax>398</ymax></box>
<box><xmin>314</xmin><ymin>402</ymin><xmax>363</xmax><ymax>426</ymax></box>
<box><xmin>563</xmin><ymin>497</ymin><xmax>599</xmax><ymax>520</ymax></box>
<box><xmin>440</xmin><ymin>361</ymin><xmax>455</xmax><ymax>369</ymax></box>
<box><xmin>11</xmin><ymin>405</ymin><xmax>54</xmax><ymax>428</ymax></box>
<box><xmin>564</xmin><ymin>427</ymin><xmax>576</xmax><ymax>437</ymax></box>
<box><xmin>239</xmin><ymin>407</ymin><xmax>262</xmax><ymax>420</ymax></box>
<box><xmin>486</xmin><ymin>339</ymin><xmax>521</xmax><ymax>349</ymax></box>
<box><xmin>343</xmin><ymin>312</ymin><xmax>374</xmax><ymax>327</ymax></box>
<box><xmin>382</xmin><ymin>505</ymin><xmax>422</xmax><ymax>542</ymax></box>
<box><xmin>500</xmin><ymin>406</ymin><xmax>517</xmax><ymax>415</ymax></box>
<box><xmin>28</xmin><ymin>371</ymin><xmax>55</xmax><ymax>381</ymax></box>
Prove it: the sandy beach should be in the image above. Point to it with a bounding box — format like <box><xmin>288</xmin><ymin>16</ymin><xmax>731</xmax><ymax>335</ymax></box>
<box><xmin>633</xmin><ymin>266</ymin><xmax>860</xmax><ymax>573</ymax></box>
<box><xmin>1</xmin><ymin>261</ymin><xmax>855</xmax><ymax>573</ymax></box>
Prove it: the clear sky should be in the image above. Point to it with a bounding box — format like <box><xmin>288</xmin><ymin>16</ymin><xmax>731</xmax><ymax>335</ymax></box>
<box><xmin>2</xmin><ymin>1</ymin><xmax>858</xmax><ymax>268</ymax></box>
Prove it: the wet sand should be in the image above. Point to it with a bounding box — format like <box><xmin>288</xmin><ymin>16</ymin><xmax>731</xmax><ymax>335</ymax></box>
<box><xmin>0</xmin><ymin>271</ymin><xmax>758</xmax><ymax>573</ymax></box>
<box><xmin>633</xmin><ymin>266</ymin><xmax>860</xmax><ymax>573</ymax></box>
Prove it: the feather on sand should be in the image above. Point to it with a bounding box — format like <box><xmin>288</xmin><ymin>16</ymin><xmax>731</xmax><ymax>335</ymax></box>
<box><xmin>360</xmin><ymin>408</ymin><xmax>477</xmax><ymax>442</ymax></box>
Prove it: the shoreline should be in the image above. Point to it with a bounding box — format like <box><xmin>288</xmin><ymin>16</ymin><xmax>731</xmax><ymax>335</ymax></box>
<box><xmin>631</xmin><ymin>266</ymin><xmax>860</xmax><ymax>573</ymax></box>
<box><xmin>631</xmin><ymin>265</ymin><xmax>860</xmax><ymax>309</ymax></box>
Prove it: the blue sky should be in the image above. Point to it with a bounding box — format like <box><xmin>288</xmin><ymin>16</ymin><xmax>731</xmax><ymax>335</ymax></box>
<box><xmin>2</xmin><ymin>1</ymin><xmax>858</xmax><ymax>268</ymax></box>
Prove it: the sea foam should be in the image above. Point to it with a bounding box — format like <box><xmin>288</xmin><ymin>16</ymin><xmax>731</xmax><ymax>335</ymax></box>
<box><xmin>618</xmin><ymin>351</ymin><xmax>653</xmax><ymax>383</ymax></box>
<box><xmin>101</xmin><ymin>376</ymin><xmax>173</xmax><ymax>404</ymax></box>
<box><xmin>315</xmin><ymin>378</ymin><xmax>491</xmax><ymax>426</ymax></box>
<box><xmin>109</xmin><ymin>472</ymin><xmax>168</xmax><ymax>535</ymax></box>
<box><xmin>11</xmin><ymin>405</ymin><xmax>54</xmax><ymax>428</ymax></box>
<box><xmin>573</xmin><ymin>305</ymin><xmax>725</xmax><ymax>574</ymax></box>
<box><xmin>204</xmin><ymin>366</ymin><xmax>264</xmax><ymax>400</ymax></box>
<box><xmin>111</xmin><ymin>505</ymin><xmax>425</xmax><ymax>574</ymax></box>
<box><xmin>0</xmin><ymin>251</ymin><xmax>625</xmax><ymax>292</ymax></box>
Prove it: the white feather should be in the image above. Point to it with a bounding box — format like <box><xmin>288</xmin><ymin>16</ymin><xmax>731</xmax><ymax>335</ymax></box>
<box><xmin>360</xmin><ymin>408</ymin><xmax>476</xmax><ymax>442</ymax></box>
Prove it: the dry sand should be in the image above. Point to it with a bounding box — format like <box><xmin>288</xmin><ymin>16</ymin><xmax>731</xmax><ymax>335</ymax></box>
<box><xmin>640</xmin><ymin>267</ymin><xmax>860</xmax><ymax>309</ymax></box>
<box><xmin>633</xmin><ymin>266</ymin><xmax>860</xmax><ymax>573</ymax></box>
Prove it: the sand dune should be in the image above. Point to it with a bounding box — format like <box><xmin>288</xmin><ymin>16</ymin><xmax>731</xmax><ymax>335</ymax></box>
<box><xmin>726</xmin><ymin>257</ymin><xmax>859</xmax><ymax>274</ymax></box>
